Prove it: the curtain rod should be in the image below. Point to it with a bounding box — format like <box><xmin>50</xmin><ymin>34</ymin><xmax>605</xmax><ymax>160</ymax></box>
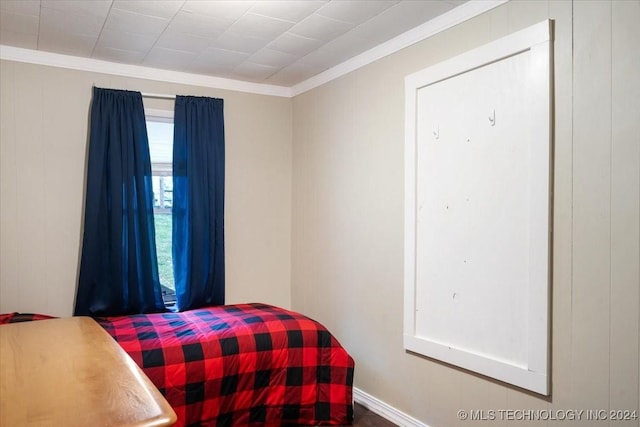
<box><xmin>141</xmin><ymin>92</ymin><xmax>176</xmax><ymax>100</ymax></box>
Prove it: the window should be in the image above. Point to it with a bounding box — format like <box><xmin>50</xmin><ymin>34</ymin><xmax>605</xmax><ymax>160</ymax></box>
<box><xmin>146</xmin><ymin>110</ymin><xmax>175</xmax><ymax>305</ymax></box>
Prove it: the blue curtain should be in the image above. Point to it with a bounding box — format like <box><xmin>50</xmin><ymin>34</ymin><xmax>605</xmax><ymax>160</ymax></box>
<box><xmin>173</xmin><ymin>96</ymin><xmax>225</xmax><ymax>311</ymax></box>
<box><xmin>75</xmin><ymin>87</ymin><xmax>165</xmax><ymax>316</ymax></box>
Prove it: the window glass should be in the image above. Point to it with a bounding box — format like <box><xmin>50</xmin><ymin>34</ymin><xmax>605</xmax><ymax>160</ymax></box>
<box><xmin>147</xmin><ymin>118</ymin><xmax>175</xmax><ymax>303</ymax></box>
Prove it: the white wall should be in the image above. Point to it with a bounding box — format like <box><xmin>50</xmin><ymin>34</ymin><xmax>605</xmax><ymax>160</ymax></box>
<box><xmin>292</xmin><ymin>0</ymin><xmax>639</xmax><ymax>425</ymax></box>
<box><xmin>0</xmin><ymin>61</ymin><xmax>292</xmax><ymax>316</ymax></box>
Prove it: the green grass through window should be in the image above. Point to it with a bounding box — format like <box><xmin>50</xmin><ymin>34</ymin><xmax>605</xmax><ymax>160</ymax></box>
<box><xmin>154</xmin><ymin>214</ymin><xmax>174</xmax><ymax>291</ymax></box>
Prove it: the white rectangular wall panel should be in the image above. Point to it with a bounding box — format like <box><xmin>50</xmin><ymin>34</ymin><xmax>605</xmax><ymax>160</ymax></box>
<box><xmin>404</xmin><ymin>20</ymin><xmax>552</xmax><ymax>395</ymax></box>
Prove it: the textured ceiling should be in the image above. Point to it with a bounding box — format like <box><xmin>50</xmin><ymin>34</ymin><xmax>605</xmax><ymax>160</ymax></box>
<box><xmin>0</xmin><ymin>0</ymin><xmax>466</xmax><ymax>87</ymax></box>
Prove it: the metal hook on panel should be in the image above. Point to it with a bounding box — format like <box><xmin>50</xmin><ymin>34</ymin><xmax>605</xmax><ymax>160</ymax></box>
<box><xmin>433</xmin><ymin>125</ymin><xmax>439</xmax><ymax>140</ymax></box>
<box><xmin>488</xmin><ymin>109</ymin><xmax>496</xmax><ymax>126</ymax></box>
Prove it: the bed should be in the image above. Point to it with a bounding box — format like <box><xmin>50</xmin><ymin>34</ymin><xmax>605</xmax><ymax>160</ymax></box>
<box><xmin>2</xmin><ymin>304</ymin><xmax>355</xmax><ymax>426</ymax></box>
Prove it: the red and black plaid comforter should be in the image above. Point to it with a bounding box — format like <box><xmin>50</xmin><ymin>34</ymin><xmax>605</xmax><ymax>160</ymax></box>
<box><xmin>0</xmin><ymin>312</ymin><xmax>56</xmax><ymax>324</ymax></box>
<box><xmin>96</xmin><ymin>303</ymin><xmax>354</xmax><ymax>427</ymax></box>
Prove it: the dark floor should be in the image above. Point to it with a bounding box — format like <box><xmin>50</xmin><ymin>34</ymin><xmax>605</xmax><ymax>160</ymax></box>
<box><xmin>351</xmin><ymin>403</ymin><xmax>397</xmax><ymax>427</ymax></box>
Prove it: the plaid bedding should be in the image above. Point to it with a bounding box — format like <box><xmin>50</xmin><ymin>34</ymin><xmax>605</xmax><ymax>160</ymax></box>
<box><xmin>97</xmin><ymin>303</ymin><xmax>354</xmax><ymax>427</ymax></box>
<box><xmin>0</xmin><ymin>312</ymin><xmax>55</xmax><ymax>324</ymax></box>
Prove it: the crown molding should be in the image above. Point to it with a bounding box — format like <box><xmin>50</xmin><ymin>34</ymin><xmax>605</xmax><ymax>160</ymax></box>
<box><xmin>0</xmin><ymin>45</ymin><xmax>292</xmax><ymax>98</ymax></box>
<box><xmin>0</xmin><ymin>0</ymin><xmax>506</xmax><ymax>99</ymax></box>
<box><xmin>290</xmin><ymin>0</ymin><xmax>507</xmax><ymax>96</ymax></box>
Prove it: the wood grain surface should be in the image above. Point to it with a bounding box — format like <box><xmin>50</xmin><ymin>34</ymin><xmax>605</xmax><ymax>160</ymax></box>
<box><xmin>0</xmin><ymin>316</ymin><xmax>176</xmax><ymax>426</ymax></box>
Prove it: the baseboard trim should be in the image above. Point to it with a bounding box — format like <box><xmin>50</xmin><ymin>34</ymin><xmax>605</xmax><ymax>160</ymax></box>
<box><xmin>353</xmin><ymin>387</ymin><xmax>429</xmax><ymax>427</ymax></box>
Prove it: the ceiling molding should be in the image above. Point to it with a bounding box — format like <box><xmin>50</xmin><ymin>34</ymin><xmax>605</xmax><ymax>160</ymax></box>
<box><xmin>0</xmin><ymin>0</ymin><xmax>506</xmax><ymax>99</ymax></box>
<box><xmin>290</xmin><ymin>0</ymin><xmax>507</xmax><ymax>96</ymax></box>
<box><xmin>0</xmin><ymin>45</ymin><xmax>293</xmax><ymax>98</ymax></box>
